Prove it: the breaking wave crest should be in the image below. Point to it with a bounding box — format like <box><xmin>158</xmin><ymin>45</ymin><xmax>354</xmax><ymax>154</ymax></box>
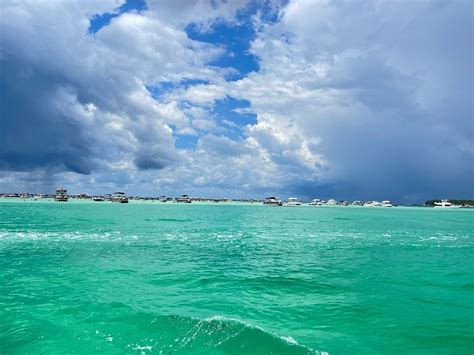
<box><xmin>124</xmin><ymin>313</ymin><xmax>321</xmax><ymax>354</ymax></box>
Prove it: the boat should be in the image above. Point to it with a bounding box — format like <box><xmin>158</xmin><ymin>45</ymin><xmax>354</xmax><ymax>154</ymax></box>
<box><xmin>286</xmin><ymin>197</ymin><xmax>302</xmax><ymax>206</ymax></box>
<box><xmin>159</xmin><ymin>196</ymin><xmax>173</xmax><ymax>202</ymax></box>
<box><xmin>263</xmin><ymin>197</ymin><xmax>283</xmax><ymax>206</ymax></box>
<box><xmin>364</xmin><ymin>201</ymin><xmax>381</xmax><ymax>207</ymax></box>
<box><xmin>93</xmin><ymin>196</ymin><xmax>105</xmax><ymax>202</ymax></box>
<box><xmin>326</xmin><ymin>199</ymin><xmax>338</xmax><ymax>206</ymax></box>
<box><xmin>54</xmin><ymin>188</ymin><xmax>68</xmax><ymax>202</ymax></box>
<box><xmin>381</xmin><ymin>200</ymin><xmax>393</xmax><ymax>207</ymax></box>
<box><xmin>176</xmin><ymin>194</ymin><xmax>192</xmax><ymax>203</ymax></box>
<box><xmin>309</xmin><ymin>199</ymin><xmax>324</xmax><ymax>206</ymax></box>
<box><xmin>434</xmin><ymin>199</ymin><xmax>459</xmax><ymax>208</ymax></box>
<box><xmin>351</xmin><ymin>201</ymin><xmax>362</xmax><ymax>206</ymax></box>
<box><xmin>111</xmin><ymin>192</ymin><xmax>128</xmax><ymax>203</ymax></box>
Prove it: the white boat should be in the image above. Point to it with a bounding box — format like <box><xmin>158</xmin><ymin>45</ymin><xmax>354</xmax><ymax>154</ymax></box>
<box><xmin>381</xmin><ymin>200</ymin><xmax>393</xmax><ymax>207</ymax></box>
<box><xmin>351</xmin><ymin>201</ymin><xmax>362</xmax><ymax>206</ymax></box>
<box><xmin>309</xmin><ymin>199</ymin><xmax>324</xmax><ymax>206</ymax></box>
<box><xmin>434</xmin><ymin>199</ymin><xmax>459</xmax><ymax>208</ymax></box>
<box><xmin>54</xmin><ymin>188</ymin><xmax>68</xmax><ymax>202</ymax></box>
<box><xmin>93</xmin><ymin>196</ymin><xmax>105</xmax><ymax>202</ymax></box>
<box><xmin>286</xmin><ymin>197</ymin><xmax>302</xmax><ymax>206</ymax></box>
<box><xmin>111</xmin><ymin>192</ymin><xmax>128</xmax><ymax>203</ymax></box>
<box><xmin>326</xmin><ymin>199</ymin><xmax>337</xmax><ymax>206</ymax></box>
<box><xmin>364</xmin><ymin>201</ymin><xmax>381</xmax><ymax>207</ymax></box>
<box><xmin>176</xmin><ymin>194</ymin><xmax>192</xmax><ymax>203</ymax></box>
<box><xmin>263</xmin><ymin>197</ymin><xmax>283</xmax><ymax>206</ymax></box>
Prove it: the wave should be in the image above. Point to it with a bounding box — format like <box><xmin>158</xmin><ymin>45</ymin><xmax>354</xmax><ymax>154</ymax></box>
<box><xmin>122</xmin><ymin>313</ymin><xmax>322</xmax><ymax>354</ymax></box>
<box><xmin>1</xmin><ymin>307</ymin><xmax>324</xmax><ymax>354</ymax></box>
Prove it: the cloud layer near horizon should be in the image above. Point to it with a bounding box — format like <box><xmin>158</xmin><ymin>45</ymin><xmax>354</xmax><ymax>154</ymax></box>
<box><xmin>1</xmin><ymin>0</ymin><xmax>472</xmax><ymax>202</ymax></box>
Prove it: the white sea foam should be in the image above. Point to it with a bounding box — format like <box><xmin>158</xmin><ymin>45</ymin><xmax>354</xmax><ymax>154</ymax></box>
<box><xmin>197</xmin><ymin>315</ymin><xmax>321</xmax><ymax>353</ymax></box>
<box><xmin>132</xmin><ymin>345</ymin><xmax>153</xmax><ymax>351</ymax></box>
<box><xmin>0</xmin><ymin>230</ymin><xmax>124</xmax><ymax>242</ymax></box>
<box><xmin>129</xmin><ymin>344</ymin><xmax>153</xmax><ymax>355</ymax></box>
<box><xmin>280</xmin><ymin>335</ymin><xmax>298</xmax><ymax>345</ymax></box>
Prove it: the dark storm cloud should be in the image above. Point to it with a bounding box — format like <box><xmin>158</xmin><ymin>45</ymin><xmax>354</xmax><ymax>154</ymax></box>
<box><xmin>134</xmin><ymin>146</ymin><xmax>178</xmax><ymax>170</ymax></box>
<box><xmin>241</xmin><ymin>0</ymin><xmax>473</xmax><ymax>202</ymax></box>
<box><xmin>0</xmin><ymin>58</ymin><xmax>96</xmax><ymax>174</ymax></box>
<box><xmin>0</xmin><ymin>0</ymin><xmax>200</xmax><ymax>182</ymax></box>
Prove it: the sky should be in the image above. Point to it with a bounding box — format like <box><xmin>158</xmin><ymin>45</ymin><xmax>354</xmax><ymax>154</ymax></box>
<box><xmin>0</xmin><ymin>0</ymin><xmax>472</xmax><ymax>202</ymax></box>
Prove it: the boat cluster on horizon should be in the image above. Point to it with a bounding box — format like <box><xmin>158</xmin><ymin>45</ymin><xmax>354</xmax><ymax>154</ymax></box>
<box><xmin>1</xmin><ymin>189</ymin><xmax>472</xmax><ymax>208</ymax></box>
<box><xmin>263</xmin><ymin>197</ymin><xmax>395</xmax><ymax>207</ymax></box>
<box><xmin>0</xmin><ymin>190</ymin><xmax>256</xmax><ymax>204</ymax></box>
<box><xmin>50</xmin><ymin>189</ymin><xmax>130</xmax><ymax>203</ymax></box>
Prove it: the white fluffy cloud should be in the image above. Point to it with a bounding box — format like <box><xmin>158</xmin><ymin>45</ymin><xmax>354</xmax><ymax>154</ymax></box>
<box><xmin>146</xmin><ymin>0</ymin><xmax>251</xmax><ymax>28</ymax></box>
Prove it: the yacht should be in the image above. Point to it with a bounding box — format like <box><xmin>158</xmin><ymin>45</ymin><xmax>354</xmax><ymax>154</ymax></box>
<box><xmin>93</xmin><ymin>196</ymin><xmax>105</xmax><ymax>202</ymax></box>
<box><xmin>176</xmin><ymin>195</ymin><xmax>192</xmax><ymax>203</ymax></box>
<box><xmin>326</xmin><ymin>199</ymin><xmax>338</xmax><ymax>206</ymax></box>
<box><xmin>434</xmin><ymin>199</ymin><xmax>459</xmax><ymax>208</ymax></box>
<box><xmin>351</xmin><ymin>201</ymin><xmax>362</xmax><ymax>206</ymax></box>
<box><xmin>54</xmin><ymin>188</ymin><xmax>69</xmax><ymax>202</ymax></box>
<box><xmin>381</xmin><ymin>200</ymin><xmax>393</xmax><ymax>207</ymax></box>
<box><xmin>364</xmin><ymin>201</ymin><xmax>381</xmax><ymax>207</ymax></box>
<box><xmin>286</xmin><ymin>197</ymin><xmax>302</xmax><ymax>206</ymax></box>
<box><xmin>309</xmin><ymin>199</ymin><xmax>324</xmax><ymax>206</ymax></box>
<box><xmin>111</xmin><ymin>192</ymin><xmax>128</xmax><ymax>203</ymax></box>
<box><xmin>263</xmin><ymin>197</ymin><xmax>283</xmax><ymax>206</ymax></box>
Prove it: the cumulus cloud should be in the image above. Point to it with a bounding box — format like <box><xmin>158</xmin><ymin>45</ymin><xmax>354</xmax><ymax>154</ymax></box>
<box><xmin>146</xmin><ymin>0</ymin><xmax>251</xmax><ymax>28</ymax></box>
<box><xmin>230</xmin><ymin>0</ymin><xmax>473</xmax><ymax>201</ymax></box>
<box><xmin>0</xmin><ymin>0</ymin><xmax>226</xmax><ymax>176</ymax></box>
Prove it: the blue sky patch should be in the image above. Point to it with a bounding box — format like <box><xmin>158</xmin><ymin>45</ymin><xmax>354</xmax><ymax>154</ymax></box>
<box><xmin>175</xmin><ymin>135</ymin><xmax>198</xmax><ymax>150</ymax></box>
<box><xmin>186</xmin><ymin>14</ymin><xmax>259</xmax><ymax>80</ymax></box>
<box><xmin>185</xmin><ymin>1</ymin><xmax>286</xmax><ymax>80</ymax></box>
<box><xmin>88</xmin><ymin>0</ymin><xmax>147</xmax><ymax>34</ymax></box>
<box><xmin>211</xmin><ymin>96</ymin><xmax>257</xmax><ymax>139</ymax></box>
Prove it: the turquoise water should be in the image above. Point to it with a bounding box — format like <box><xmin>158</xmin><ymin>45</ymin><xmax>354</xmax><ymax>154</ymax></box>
<box><xmin>0</xmin><ymin>201</ymin><xmax>473</xmax><ymax>354</ymax></box>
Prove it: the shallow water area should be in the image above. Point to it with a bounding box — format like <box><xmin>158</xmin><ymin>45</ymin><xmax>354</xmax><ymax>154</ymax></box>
<box><xmin>1</xmin><ymin>200</ymin><xmax>473</xmax><ymax>354</ymax></box>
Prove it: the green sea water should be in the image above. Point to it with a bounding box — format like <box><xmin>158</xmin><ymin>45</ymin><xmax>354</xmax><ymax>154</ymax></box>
<box><xmin>0</xmin><ymin>200</ymin><xmax>473</xmax><ymax>354</ymax></box>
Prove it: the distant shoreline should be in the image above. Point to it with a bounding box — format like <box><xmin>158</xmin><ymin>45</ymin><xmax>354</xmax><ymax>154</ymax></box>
<box><xmin>1</xmin><ymin>197</ymin><xmax>473</xmax><ymax>209</ymax></box>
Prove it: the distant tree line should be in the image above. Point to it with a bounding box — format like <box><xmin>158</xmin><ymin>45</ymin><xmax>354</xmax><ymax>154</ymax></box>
<box><xmin>425</xmin><ymin>199</ymin><xmax>474</xmax><ymax>206</ymax></box>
